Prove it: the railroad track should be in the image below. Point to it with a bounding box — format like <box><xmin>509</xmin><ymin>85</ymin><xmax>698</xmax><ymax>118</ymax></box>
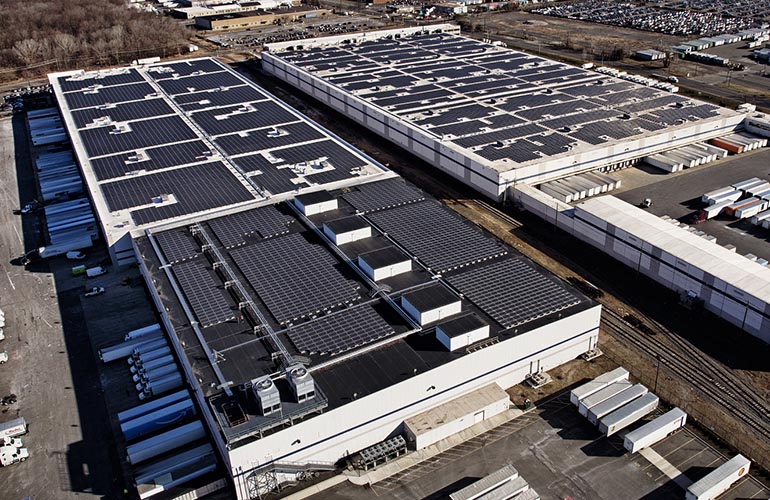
<box><xmin>602</xmin><ymin>308</ymin><xmax>770</xmax><ymax>441</ymax></box>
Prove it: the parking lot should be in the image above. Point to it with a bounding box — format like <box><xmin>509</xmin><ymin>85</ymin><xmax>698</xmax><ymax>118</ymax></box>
<box><xmin>612</xmin><ymin>147</ymin><xmax>770</xmax><ymax>261</ymax></box>
<box><xmin>308</xmin><ymin>385</ymin><xmax>770</xmax><ymax>500</ymax></box>
<box><xmin>530</xmin><ymin>1</ymin><xmax>753</xmax><ymax>37</ymax></box>
<box><xmin>0</xmin><ymin>114</ymin><xmax>159</xmax><ymax>498</ymax></box>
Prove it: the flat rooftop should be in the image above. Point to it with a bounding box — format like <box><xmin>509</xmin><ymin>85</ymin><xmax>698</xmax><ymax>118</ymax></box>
<box><xmin>266</xmin><ymin>30</ymin><xmax>741</xmax><ymax>175</ymax></box>
<box><xmin>48</xmin><ymin>58</ymin><xmax>389</xmax><ymax>250</ymax></box>
<box><xmin>136</xmin><ymin>176</ymin><xmax>595</xmax><ymax>446</ymax></box>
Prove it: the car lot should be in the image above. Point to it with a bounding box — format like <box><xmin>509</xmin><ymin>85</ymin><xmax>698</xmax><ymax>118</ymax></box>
<box><xmin>307</xmin><ymin>386</ymin><xmax>770</xmax><ymax>500</ymax></box>
<box><xmin>611</xmin><ymin>147</ymin><xmax>770</xmax><ymax>262</ymax></box>
<box><xmin>0</xmin><ymin>114</ymin><xmax>158</xmax><ymax>498</ymax></box>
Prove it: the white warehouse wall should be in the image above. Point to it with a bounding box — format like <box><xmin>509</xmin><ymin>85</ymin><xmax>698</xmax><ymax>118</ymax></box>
<box><xmin>229</xmin><ymin>304</ymin><xmax>601</xmax><ymax>498</ymax></box>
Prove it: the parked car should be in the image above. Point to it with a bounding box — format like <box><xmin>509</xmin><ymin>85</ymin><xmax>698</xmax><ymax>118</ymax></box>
<box><xmin>0</xmin><ymin>352</ymin><xmax>8</xmax><ymax>364</ymax></box>
<box><xmin>84</xmin><ymin>287</ymin><xmax>105</xmax><ymax>298</ymax></box>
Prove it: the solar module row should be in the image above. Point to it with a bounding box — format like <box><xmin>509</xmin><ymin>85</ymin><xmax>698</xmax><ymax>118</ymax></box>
<box><xmin>230</xmin><ymin>233</ymin><xmax>361</xmax><ymax>325</ymax></box>
<box><xmin>366</xmin><ymin>200</ymin><xmax>507</xmax><ymax>273</ymax></box>
<box><xmin>155</xmin><ymin>228</ymin><xmax>200</xmax><ymax>264</ymax></box>
<box><xmin>207</xmin><ymin>205</ymin><xmax>294</xmax><ymax>248</ymax></box>
<box><xmin>71</xmin><ymin>98</ymin><xmax>175</xmax><ymax>129</ymax></box>
<box><xmin>447</xmin><ymin>257</ymin><xmax>581</xmax><ymax>329</ymax></box>
<box><xmin>173</xmin><ymin>260</ymin><xmax>236</xmax><ymax>328</ymax></box>
<box><xmin>286</xmin><ymin>304</ymin><xmax>395</xmax><ymax>355</ymax></box>
<box><xmin>90</xmin><ymin>140</ymin><xmax>214</xmax><ymax>181</ymax></box>
<box><xmin>59</xmin><ymin>70</ymin><xmax>144</xmax><ymax>92</ymax></box>
<box><xmin>100</xmin><ymin>161</ymin><xmax>253</xmax><ymax>225</ymax></box>
<box><xmin>80</xmin><ymin>115</ymin><xmax>198</xmax><ymax>157</ymax></box>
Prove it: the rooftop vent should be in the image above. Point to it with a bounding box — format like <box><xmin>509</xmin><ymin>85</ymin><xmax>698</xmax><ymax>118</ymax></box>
<box><xmin>287</xmin><ymin>364</ymin><xmax>315</xmax><ymax>403</ymax></box>
<box><xmin>252</xmin><ymin>376</ymin><xmax>281</xmax><ymax>416</ymax></box>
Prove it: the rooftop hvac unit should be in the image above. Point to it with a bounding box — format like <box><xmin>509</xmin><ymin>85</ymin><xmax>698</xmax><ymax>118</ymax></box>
<box><xmin>251</xmin><ymin>376</ymin><xmax>281</xmax><ymax>416</ymax></box>
<box><xmin>287</xmin><ymin>364</ymin><xmax>315</xmax><ymax>403</ymax></box>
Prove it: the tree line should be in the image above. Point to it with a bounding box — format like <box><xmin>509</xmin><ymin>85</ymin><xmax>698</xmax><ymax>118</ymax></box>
<box><xmin>0</xmin><ymin>0</ymin><xmax>190</xmax><ymax>82</ymax></box>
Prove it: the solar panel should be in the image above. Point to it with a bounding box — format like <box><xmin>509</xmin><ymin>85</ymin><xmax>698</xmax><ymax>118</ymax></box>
<box><xmin>155</xmin><ymin>228</ymin><xmax>199</xmax><ymax>264</ymax></box>
<box><xmin>340</xmin><ymin>178</ymin><xmax>425</xmax><ymax>214</ymax></box>
<box><xmin>71</xmin><ymin>98</ymin><xmax>174</xmax><ymax>129</ymax></box>
<box><xmin>172</xmin><ymin>260</ymin><xmax>236</xmax><ymax>327</ymax></box>
<box><xmin>90</xmin><ymin>140</ymin><xmax>214</xmax><ymax>181</ymax></box>
<box><xmin>366</xmin><ymin>201</ymin><xmax>507</xmax><ymax>273</ymax></box>
<box><xmin>59</xmin><ymin>70</ymin><xmax>143</xmax><ymax>92</ymax></box>
<box><xmin>230</xmin><ymin>233</ymin><xmax>360</xmax><ymax>325</ymax></box>
<box><xmin>446</xmin><ymin>257</ymin><xmax>581</xmax><ymax>329</ymax></box>
<box><xmin>100</xmin><ymin>162</ymin><xmax>254</xmax><ymax>225</ymax></box>
<box><xmin>79</xmin><ymin>115</ymin><xmax>198</xmax><ymax>157</ymax></box>
<box><xmin>174</xmin><ymin>85</ymin><xmax>266</xmax><ymax>111</ymax></box>
<box><xmin>207</xmin><ymin>205</ymin><xmax>294</xmax><ymax>248</ymax></box>
<box><xmin>155</xmin><ymin>72</ymin><xmax>245</xmax><ymax>95</ymax></box>
<box><xmin>286</xmin><ymin>304</ymin><xmax>395</xmax><ymax>355</ymax></box>
<box><xmin>62</xmin><ymin>83</ymin><xmax>157</xmax><ymax>110</ymax></box>
<box><xmin>190</xmin><ymin>101</ymin><xmax>297</xmax><ymax>136</ymax></box>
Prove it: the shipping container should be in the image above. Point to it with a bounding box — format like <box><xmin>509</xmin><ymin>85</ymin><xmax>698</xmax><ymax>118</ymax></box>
<box><xmin>707</xmin><ymin>190</ymin><xmax>741</xmax><ymax>206</ymax></box>
<box><xmin>578</xmin><ymin>380</ymin><xmax>633</xmax><ymax>417</ymax></box>
<box><xmin>587</xmin><ymin>384</ymin><xmax>648</xmax><ymax>425</ymax></box>
<box><xmin>599</xmin><ymin>393</ymin><xmax>659</xmax><ymax>436</ymax></box>
<box><xmin>735</xmin><ymin>199</ymin><xmax>767</xmax><ymax>219</ymax></box>
<box><xmin>703</xmin><ymin>200</ymin><xmax>733</xmax><ymax>219</ymax></box>
<box><xmin>725</xmin><ymin>197</ymin><xmax>760</xmax><ymax>216</ymax></box>
<box><xmin>569</xmin><ymin>367</ymin><xmax>629</xmax><ymax>406</ymax></box>
<box><xmin>125</xmin><ymin>421</ymin><xmax>205</xmax><ymax>464</ymax></box>
<box><xmin>623</xmin><ymin>407</ymin><xmax>687</xmax><ymax>453</ymax></box>
<box><xmin>731</xmin><ymin>178</ymin><xmax>763</xmax><ymax>191</ymax></box>
<box><xmin>685</xmin><ymin>454</ymin><xmax>750</xmax><ymax>500</ymax></box>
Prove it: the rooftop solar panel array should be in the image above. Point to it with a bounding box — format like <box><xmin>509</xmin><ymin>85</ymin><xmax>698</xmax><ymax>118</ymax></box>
<box><xmin>173</xmin><ymin>260</ymin><xmax>236</xmax><ymax>328</ymax></box>
<box><xmin>367</xmin><ymin>201</ymin><xmax>507</xmax><ymax>273</ymax></box>
<box><xmin>51</xmin><ymin>57</ymin><xmax>384</xmax><ymax>231</ymax></box>
<box><xmin>286</xmin><ymin>305</ymin><xmax>395</xmax><ymax>355</ymax></box>
<box><xmin>447</xmin><ymin>257</ymin><xmax>581</xmax><ymax>329</ymax></box>
<box><xmin>230</xmin><ymin>233</ymin><xmax>361</xmax><ymax>325</ymax></box>
<box><xmin>273</xmin><ymin>32</ymin><xmax>726</xmax><ymax>167</ymax></box>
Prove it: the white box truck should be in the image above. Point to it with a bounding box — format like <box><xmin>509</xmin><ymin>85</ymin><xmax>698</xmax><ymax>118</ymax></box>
<box><xmin>0</xmin><ymin>417</ymin><xmax>27</xmax><ymax>439</ymax></box>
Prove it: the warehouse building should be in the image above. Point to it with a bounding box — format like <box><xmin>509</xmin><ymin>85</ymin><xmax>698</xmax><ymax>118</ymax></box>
<box><xmin>49</xmin><ymin>58</ymin><xmax>601</xmax><ymax>499</ymax></box>
<box><xmin>195</xmin><ymin>7</ymin><xmax>332</xmax><ymax>31</ymax></box>
<box><xmin>261</xmin><ymin>25</ymin><xmax>745</xmax><ymax>201</ymax></box>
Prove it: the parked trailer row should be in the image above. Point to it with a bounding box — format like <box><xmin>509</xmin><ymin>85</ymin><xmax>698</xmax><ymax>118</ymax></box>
<box><xmin>131</xmin><ymin>355</ymin><xmax>174</xmax><ymax>376</ymax></box>
<box><xmin>98</xmin><ymin>330</ymin><xmax>165</xmax><ymax>363</ymax></box>
<box><xmin>685</xmin><ymin>454</ymin><xmax>750</xmax><ymax>500</ymax></box>
<box><xmin>126</xmin><ymin>421</ymin><xmax>206</xmax><ymax>464</ymax></box>
<box><xmin>644</xmin><ymin>142</ymin><xmax>725</xmax><ymax>173</ymax></box>
<box><xmin>121</xmin><ymin>399</ymin><xmax>197</xmax><ymax>442</ymax></box>
<box><xmin>710</xmin><ymin>133</ymin><xmax>767</xmax><ymax>154</ymax></box>
<box><xmin>540</xmin><ymin>172</ymin><xmax>620</xmax><ymax>203</ymax></box>
<box><xmin>599</xmin><ymin>393</ymin><xmax>659</xmax><ymax>437</ymax></box>
<box><xmin>578</xmin><ymin>380</ymin><xmax>633</xmax><ymax>417</ymax></box>
<box><xmin>587</xmin><ymin>384</ymin><xmax>648</xmax><ymax>425</ymax></box>
<box><xmin>623</xmin><ymin>407</ymin><xmax>687</xmax><ymax>453</ymax></box>
<box><xmin>570</xmin><ymin>367</ymin><xmax>629</xmax><ymax>406</ymax></box>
